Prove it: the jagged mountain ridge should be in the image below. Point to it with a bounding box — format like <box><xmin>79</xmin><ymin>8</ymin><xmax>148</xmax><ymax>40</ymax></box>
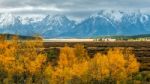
<box><xmin>0</xmin><ymin>10</ymin><xmax>150</xmax><ymax>38</ymax></box>
<box><xmin>69</xmin><ymin>10</ymin><xmax>150</xmax><ymax>38</ymax></box>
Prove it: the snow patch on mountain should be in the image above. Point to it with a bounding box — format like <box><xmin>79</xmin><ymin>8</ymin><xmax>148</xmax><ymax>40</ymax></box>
<box><xmin>19</xmin><ymin>15</ymin><xmax>45</xmax><ymax>24</ymax></box>
<box><xmin>0</xmin><ymin>13</ymin><xmax>18</xmax><ymax>27</ymax></box>
<box><xmin>101</xmin><ymin>10</ymin><xmax>123</xmax><ymax>22</ymax></box>
<box><xmin>140</xmin><ymin>15</ymin><xmax>149</xmax><ymax>23</ymax></box>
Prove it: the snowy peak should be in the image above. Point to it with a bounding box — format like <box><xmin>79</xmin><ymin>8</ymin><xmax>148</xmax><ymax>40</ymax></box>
<box><xmin>90</xmin><ymin>10</ymin><xmax>150</xmax><ymax>24</ymax></box>
<box><xmin>0</xmin><ymin>13</ymin><xmax>20</xmax><ymax>26</ymax></box>
<box><xmin>19</xmin><ymin>15</ymin><xmax>45</xmax><ymax>24</ymax></box>
<box><xmin>42</xmin><ymin>15</ymin><xmax>73</xmax><ymax>26</ymax></box>
<box><xmin>90</xmin><ymin>10</ymin><xmax>124</xmax><ymax>22</ymax></box>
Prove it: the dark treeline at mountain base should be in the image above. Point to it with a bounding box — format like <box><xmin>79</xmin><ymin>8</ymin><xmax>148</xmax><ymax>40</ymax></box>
<box><xmin>94</xmin><ymin>34</ymin><xmax>150</xmax><ymax>41</ymax></box>
<box><xmin>0</xmin><ymin>34</ymin><xmax>42</xmax><ymax>40</ymax></box>
<box><xmin>1</xmin><ymin>35</ymin><xmax>149</xmax><ymax>84</ymax></box>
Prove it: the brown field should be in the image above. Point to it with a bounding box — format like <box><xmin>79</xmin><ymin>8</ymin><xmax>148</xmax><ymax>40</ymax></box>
<box><xmin>44</xmin><ymin>41</ymin><xmax>150</xmax><ymax>71</ymax></box>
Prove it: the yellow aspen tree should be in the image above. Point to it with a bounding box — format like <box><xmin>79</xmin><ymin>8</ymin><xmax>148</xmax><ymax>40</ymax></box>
<box><xmin>0</xmin><ymin>40</ymin><xmax>16</xmax><ymax>74</ymax></box>
<box><xmin>74</xmin><ymin>44</ymin><xmax>89</xmax><ymax>62</ymax></box>
<box><xmin>0</xmin><ymin>36</ymin><xmax>48</xmax><ymax>83</ymax></box>
<box><xmin>0</xmin><ymin>36</ymin><xmax>18</xmax><ymax>83</ymax></box>
<box><xmin>52</xmin><ymin>46</ymin><xmax>76</xmax><ymax>84</ymax></box>
<box><xmin>58</xmin><ymin>46</ymin><xmax>76</xmax><ymax>68</ymax></box>
<box><xmin>20</xmin><ymin>39</ymin><xmax>47</xmax><ymax>75</ymax></box>
<box><xmin>124</xmin><ymin>48</ymin><xmax>140</xmax><ymax>78</ymax></box>
<box><xmin>71</xmin><ymin>59</ymin><xmax>89</xmax><ymax>84</ymax></box>
<box><xmin>107</xmin><ymin>48</ymin><xmax>127</xmax><ymax>81</ymax></box>
<box><xmin>126</xmin><ymin>55</ymin><xmax>139</xmax><ymax>75</ymax></box>
<box><xmin>72</xmin><ymin>44</ymin><xmax>90</xmax><ymax>83</ymax></box>
<box><xmin>89</xmin><ymin>53</ymin><xmax>109</xmax><ymax>81</ymax></box>
<box><xmin>44</xmin><ymin>63</ymin><xmax>53</xmax><ymax>83</ymax></box>
<box><xmin>52</xmin><ymin>45</ymin><xmax>89</xmax><ymax>84</ymax></box>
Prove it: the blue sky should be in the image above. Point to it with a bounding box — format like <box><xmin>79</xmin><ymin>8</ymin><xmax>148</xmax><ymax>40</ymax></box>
<box><xmin>0</xmin><ymin>0</ymin><xmax>150</xmax><ymax>19</ymax></box>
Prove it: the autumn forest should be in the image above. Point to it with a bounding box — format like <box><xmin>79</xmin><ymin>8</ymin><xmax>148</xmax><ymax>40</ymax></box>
<box><xmin>0</xmin><ymin>36</ymin><xmax>141</xmax><ymax>84</ymax></box>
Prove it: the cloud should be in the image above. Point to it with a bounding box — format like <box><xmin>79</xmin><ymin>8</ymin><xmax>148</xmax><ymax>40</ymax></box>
<box><xmin>0</xmin><ymin>0</ymin><xmax>150</xmax><ymax>19</ymax></box>
<box><xmin>0</xmin><ymin>6</ymin><xmax>64</xmax><ymax>13</ymax></box>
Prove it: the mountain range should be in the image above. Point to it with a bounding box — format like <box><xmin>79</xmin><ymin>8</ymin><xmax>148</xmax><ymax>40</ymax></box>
<box><xmin>0</xmin><ymin>10</ymin><xmax>150</xmax><ymax>38</ymax></box>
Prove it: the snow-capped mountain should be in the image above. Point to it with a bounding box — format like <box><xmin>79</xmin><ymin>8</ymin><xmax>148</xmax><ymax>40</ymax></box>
<box><xmin>0</xmin><ymin>14</ymin><xmax>75</xmax><ymax>37</ymax></box>
<box><xmin>0</xmin><ymin>10</ymin><xmax>150</xmax><ymax>38</ymax></box>
<box><xmin>70</xmin><ymin>10</ymin><xmax>150</xmax><ymax>38</ymax></box>
<box><xmin>32</xmin><ymin>15</ymin><xmax>75</xmax><ymax>38</ymax></box>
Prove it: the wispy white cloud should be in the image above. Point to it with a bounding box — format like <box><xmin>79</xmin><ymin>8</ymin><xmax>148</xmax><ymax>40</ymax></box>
<box><xmin>0</xmin><ymin>6</ymin><xmax>65</xmax><ymax>13</ymax></box>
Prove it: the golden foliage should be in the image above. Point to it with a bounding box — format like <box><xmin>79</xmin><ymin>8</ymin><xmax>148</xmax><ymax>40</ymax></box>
<box><xmin>74</xmin><ymin>44</ymin><xmax>89</xmax><ymax>61</ymax></box>
<box><xmin>106</xmin><ymin>48</ymin><xmax>127</xmax><ymax>80</ymax></box>
<box><xmin>124</xmin><ymin>48</ymin><xmax>140</xmax><ymax>76</ymax></box>
<box><xmin>0</xmin><ymin>36</ymin><xmax>47</xmax><ymax>83</ymax></box>
<box><xmin>58</xmin><ymin>46</ymin><xmax>76</xmax><ymax>68</ymax></box>
<box><xmin>0</xmin><ymin>37</ymin><xmax>140</xmax><ymax>84</ymax></box>
<box><xmin>89</xmin><ymin>53</ymin><xmax>109</xmax><ymax>80</ymax></box>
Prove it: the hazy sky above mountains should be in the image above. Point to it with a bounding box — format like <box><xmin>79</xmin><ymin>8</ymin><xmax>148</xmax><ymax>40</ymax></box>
<box><xmin>0</xmin><ymin>0</ymin><xmax>150</xmax><ymax>20</ymax></box>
